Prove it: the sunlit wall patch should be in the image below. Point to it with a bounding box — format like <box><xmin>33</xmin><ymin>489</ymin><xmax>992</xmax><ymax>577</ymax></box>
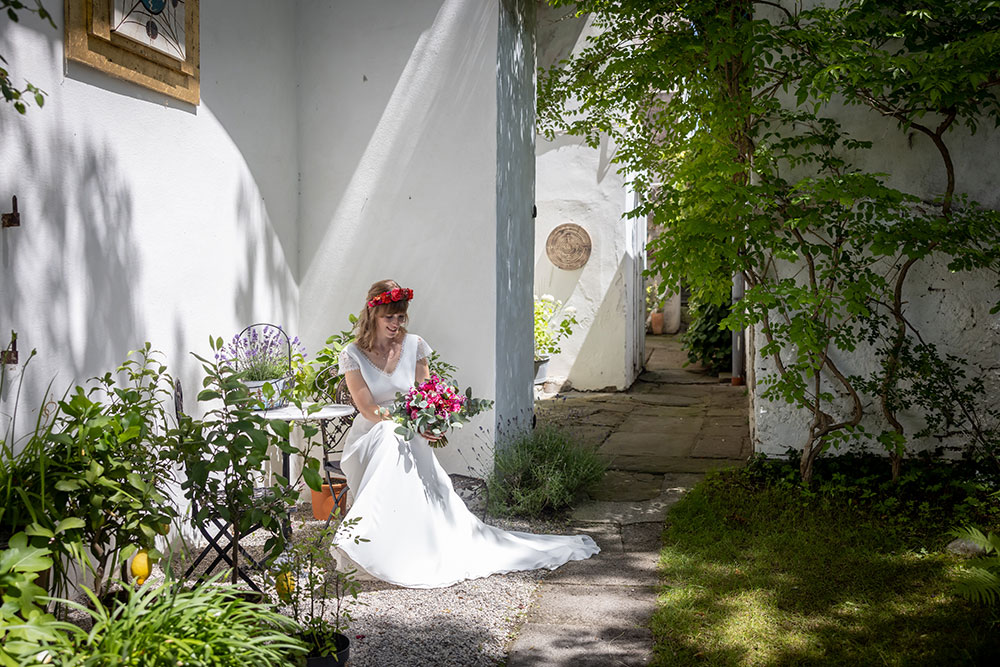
<box><xmin>113</xmin><ymin>0</ymin><xmax>186</xmax><ymax>61</ymax></box>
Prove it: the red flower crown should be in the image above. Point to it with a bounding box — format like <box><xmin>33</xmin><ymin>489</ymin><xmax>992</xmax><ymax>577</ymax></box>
<box><xmin>367</xmin><ymin>287</ymin><xmax>414</xmax><ymax>309</ymax></box>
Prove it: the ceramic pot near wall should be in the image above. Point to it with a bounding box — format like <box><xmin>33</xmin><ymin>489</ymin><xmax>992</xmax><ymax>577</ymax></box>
<box><xmin>650</xmin><ymin>311</ymin><xmax>665</xmax><ymax>335</ymax></box>
<box><xmin>244</xmin><ymin>376</ymin><xmax>292</xmax><ymax>409</ymax></box>
<box><xmin>533</xmin><ymin>357</ymin><xmax>550</xmax><ymax>385</ymax></box>
<box><xmin>310</xmin><ymin>483</ymin><xmax>349</xmax><ymax>521</ymax></box>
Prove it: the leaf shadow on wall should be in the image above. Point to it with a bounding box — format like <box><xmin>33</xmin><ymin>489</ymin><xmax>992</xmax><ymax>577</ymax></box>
<box><xmin>0</xmin><ymin>110</ymin><xmax>142</xmax><ymax>411</ymax></box>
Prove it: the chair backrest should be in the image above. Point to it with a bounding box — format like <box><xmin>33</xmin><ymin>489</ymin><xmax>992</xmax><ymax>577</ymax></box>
<box><xmin>313</xmin><ymin>363</ymin><xmax>356</xmax><ymax>408</ymax></box>
<box><xmin>174</xmin><ymin>378</ymin><xmax>184</xmax><ymax>421</ymax></box>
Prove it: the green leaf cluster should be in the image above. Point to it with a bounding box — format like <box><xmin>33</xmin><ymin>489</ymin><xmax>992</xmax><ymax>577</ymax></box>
<box><xmin>540</xmin><ymin>0</ymin><xmax>1000</xmax><ymax>483</ymax></box>
<box><xmin>1</xmin><ymin>344</ymin><xmax>179</xmax><ymax>599</ymax></box>
<box><xmin>1</xmin><ymin>1</ymin><xmax>54</xmax><ymax>114</ymax></box>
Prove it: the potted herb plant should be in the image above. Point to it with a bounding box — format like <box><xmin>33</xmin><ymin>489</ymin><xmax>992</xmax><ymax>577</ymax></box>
<box><xmin>533</xmin><ymin>294</ymin><xmax>578</xmax><ymax>385</ymax></box>
<box><xmin>271</xmin><ymin>516</ymin><xmax>365</xmax><ymax>667</ymax></box>
<box><xmin>218</xmin><ymin>324</ymin><xmax>306</xmax><ymax>409</ymax></box>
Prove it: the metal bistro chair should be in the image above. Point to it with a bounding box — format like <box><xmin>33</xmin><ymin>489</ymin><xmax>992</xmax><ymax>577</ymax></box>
<box><xmin>175</xmin><ymin>360</ymin><xmax>291</xmax><ymax>592</ymax></box>
<box><xmin>313</xmin><ymin>364</ymin><xmax>356</xmax><ymax>523</ymax></box>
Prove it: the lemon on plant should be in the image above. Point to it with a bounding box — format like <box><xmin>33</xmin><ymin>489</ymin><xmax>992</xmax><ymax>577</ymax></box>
<box><xmin>131</xmin><ymin>548</ymin><xmax>151</xmax><ymax>585</ymax></box>
<box><xmin>275</xmin><ymin>571</ymin><xmax>295</xmax><ymax>602</ymax></box>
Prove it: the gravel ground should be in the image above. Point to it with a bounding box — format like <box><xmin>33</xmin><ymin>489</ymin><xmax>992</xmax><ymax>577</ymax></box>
<box><xmin>158</xmin><ymin>507</ymin><xmax>581</xmax><ymax>666</ymax></box>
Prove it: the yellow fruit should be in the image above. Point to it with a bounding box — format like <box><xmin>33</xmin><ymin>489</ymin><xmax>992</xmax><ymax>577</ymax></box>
<box><xmin>157</xmin><ymin>522</ymin><xmax>171</xmax><ymax>536</ymax></box>
<box><xmin>131</xmin><ymin>549</ymin><xmax>151</xmax><ymax>585</ymax></box>
<box><xmin>275</xmin><ymin>571</ymin><xmax>295</xmax><ymax>602</ymax></box>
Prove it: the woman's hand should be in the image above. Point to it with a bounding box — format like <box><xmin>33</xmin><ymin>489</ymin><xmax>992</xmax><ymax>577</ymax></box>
<box><xmin>420</xmin><ymin>430</ymin><xmax>443</xmax><ymax>442</ymax></box>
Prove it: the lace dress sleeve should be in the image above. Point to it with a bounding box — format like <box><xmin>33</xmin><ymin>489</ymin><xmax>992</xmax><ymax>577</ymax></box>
<box><xmin>415</xmin><ymin>336</ymin><xmax>433</xmax><ymax>361</ymax></box>
<box><xmin>338</xmin><ymin>345</ymin><xmax>360</xmax><ymax>373</ymax></box>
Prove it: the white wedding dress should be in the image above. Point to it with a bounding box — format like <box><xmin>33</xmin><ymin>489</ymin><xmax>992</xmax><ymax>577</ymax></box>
<box><xmin>334</xmin><ymin>333</ymin><xmax>599</xmax><ymax>588</ymax></box>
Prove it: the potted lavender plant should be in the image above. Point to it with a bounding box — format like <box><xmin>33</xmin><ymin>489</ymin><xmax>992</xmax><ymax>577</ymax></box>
<box><xmin>218</xmin><ymin>324</ymin><xmax>306</xmax><ymax>409</ymax></box>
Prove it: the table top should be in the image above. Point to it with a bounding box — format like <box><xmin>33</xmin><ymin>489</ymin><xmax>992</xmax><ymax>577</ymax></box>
<box><xmin>254</xmin><ymin>403</ymin><xmax>356</xmax><ymax>421</ymax></box>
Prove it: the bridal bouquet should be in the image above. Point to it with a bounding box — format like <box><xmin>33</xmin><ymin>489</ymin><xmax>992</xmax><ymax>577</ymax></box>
<box><xmin>391</xmin><ymin>375</ymin><xmax>493</xmax><ymax>448</ymax></box>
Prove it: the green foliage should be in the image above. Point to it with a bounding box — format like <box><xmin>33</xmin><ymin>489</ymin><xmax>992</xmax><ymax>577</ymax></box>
<box><xmin>1</xmin><ymin>1</ymin><xmax>54</xmax><ymax>114</ymax></box>
<box><xmin>167</xmin><ymin>337</ymin><xmax>322</xmax><ymax>583</ymax></box>
<box><xmin>533</xmin><ymin>295</ymin><xmax>577</xmax><ymax>360</ymax></box>
<box><xmin>743</xmin><ymin>450</ymin><xmax>998</xmax><ymax>531</ymax></box>
<box><xmin>0</xmin><ymin>533</ymin><xmax>70</xmax><ymax>666</ymax></box>
<box><xmin>269</xmin><ymin>519</ymin><xmax>364</xmax><ymax>660</ymax></box>
<box><xmin>1</xmin><ymin>344</ymin><xmax>179</xmax><ymax>598</ymax></box>
<box><xmin>290</xmin><ymin>316</ymin><xmax>357</xmax><ymax>403</ymax></box>
<box><xmin>681</xmin><ymin>298</ymin><xmax>730</xmax><ymax>374</ymax></box>
<box><xmin>952</xmin><ymin>525</ymin><xmax>1000</xmax><ymax>607</ymax></box>
<box><xmin>487</xmin><ymin>424</ymin><xmax>605</xmax><ymax>518</ymax></box>
<box><xmin>36</xmin><ymin>577</ymin><xmax>306</xmax><ymax>666</ymax></box>
<box><xmin>540</xmin><ymin>0</ymin><xmax>1000</xmax><ymax>484</ymax></box>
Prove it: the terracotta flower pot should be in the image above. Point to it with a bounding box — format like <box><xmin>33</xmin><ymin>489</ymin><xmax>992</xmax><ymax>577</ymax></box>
<box><xmin>310</xmin><ymin>483</ymin><xmax>348</xmax><ymax>521</ymax></box>
<box><xmin>650</xmin><ymin>311</ymin><xmax>665</xmax><ymax>335</ymax></box>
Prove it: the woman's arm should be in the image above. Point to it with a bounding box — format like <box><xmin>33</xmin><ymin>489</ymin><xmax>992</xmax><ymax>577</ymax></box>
<box><xmin>415</xmin><ymin>356</ymin><xmax>430</xmax><ymax>384</ymax></box>
<box><xmin>343</xmin><ymin>369</ymin><xmax>389</xmax><ymax>422</ymax></box>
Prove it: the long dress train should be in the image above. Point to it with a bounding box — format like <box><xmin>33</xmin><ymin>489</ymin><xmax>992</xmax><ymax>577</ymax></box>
<box><xmin>334</xmin><ymin>333</ymin><xmax>599</xmax><ymax>589</ymax></box>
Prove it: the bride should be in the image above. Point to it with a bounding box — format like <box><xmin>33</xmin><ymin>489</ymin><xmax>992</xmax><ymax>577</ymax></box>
<box><xmin>334</xmin><ymin>279</ymin><xmax>599</xmax><ymax>588</ymax></box>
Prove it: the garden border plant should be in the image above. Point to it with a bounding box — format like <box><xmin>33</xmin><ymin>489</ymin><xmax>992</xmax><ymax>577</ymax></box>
<box><xmin>538</xmin><ymin>0</ymin><xmax>1000</xmax><ymax>485</ymax></box>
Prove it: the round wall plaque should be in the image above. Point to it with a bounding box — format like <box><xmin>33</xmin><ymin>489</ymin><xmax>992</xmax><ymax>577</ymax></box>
<box><xmin>545</xmin><ymin>223</ymin><xmax>592</xmax><ymax>271</ymax></box>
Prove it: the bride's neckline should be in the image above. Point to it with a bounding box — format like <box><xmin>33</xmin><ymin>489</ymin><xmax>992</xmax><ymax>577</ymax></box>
<box><xmin>357</xmin><ymin>336</ymin><xmax>406</xmax><ymax>376</ymax></box>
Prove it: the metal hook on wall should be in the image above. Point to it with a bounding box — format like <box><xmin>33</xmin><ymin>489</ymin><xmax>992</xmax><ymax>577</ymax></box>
<box><xmin>2</xmin><ymin>195</ymin><xmax>20</xmax><ymax>228</ymax></box>
<box><xmin>2</xmin><ymin>196</ymin><xmax>20</xmax><ymax>228</ymax></box>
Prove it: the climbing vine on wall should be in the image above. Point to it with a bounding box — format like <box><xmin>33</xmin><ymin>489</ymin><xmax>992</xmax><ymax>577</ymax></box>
<box><xmin>538</xmin><ymin>0</ymin><xmax>1000</xmax><ymax>484</ymax></box>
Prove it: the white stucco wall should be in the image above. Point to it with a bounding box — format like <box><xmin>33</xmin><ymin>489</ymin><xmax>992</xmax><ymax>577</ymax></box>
<box><xmin>0</xmin><ymin>1</ymin><xmax>300</xmax><ymax>436</ymax></box>
<box><xmin>295</xmin><ymin>0</ymin><xmax>504</xmax><ymax>476</ymax></box>
<box><xmin>2</xmin><ymin>0</ymin><xmax>535</xmax><ymax>482</ymax></box>
<box><xmin>751</xmin><ymin>70</ymin><xmax>1000</xmax><ymax>458</ymax></box>
<box><xmin>534</xmin><ymin>7</ymin><xmax>637</xmax><ymax>391</ymax></box>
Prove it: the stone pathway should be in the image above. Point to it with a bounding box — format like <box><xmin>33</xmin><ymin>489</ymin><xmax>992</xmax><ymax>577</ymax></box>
<box><xmin>507</xmin><ymin>335</ymin><xmax>750</xmax><ymax>666</ymax></box>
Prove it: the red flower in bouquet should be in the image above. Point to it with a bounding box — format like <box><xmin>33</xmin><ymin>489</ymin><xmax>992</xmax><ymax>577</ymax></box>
<box><xmin>391</xmin><ymin>375</ymin><xmax>493</xmax><ymax>448</ymax></box>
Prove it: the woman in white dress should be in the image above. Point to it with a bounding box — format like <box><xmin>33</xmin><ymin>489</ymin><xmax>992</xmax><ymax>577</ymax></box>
<box><xmin>335</xmin><ymin>279</ymin><xmax>599</xmax><ymax>588</ymax></box>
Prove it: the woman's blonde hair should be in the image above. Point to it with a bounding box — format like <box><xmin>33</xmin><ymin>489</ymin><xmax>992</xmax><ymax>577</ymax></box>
<box><xmin>355</xmin><ymin>279</ymin><xmax>409</xmax><ymax>351</ymax></box>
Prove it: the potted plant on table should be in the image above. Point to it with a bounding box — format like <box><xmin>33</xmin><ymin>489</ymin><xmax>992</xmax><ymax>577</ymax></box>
<box><xmin>219</xmin><ymin>324</ymin><xmax>306</xmax><ymax>409</ymax></box>
<box><xmin>271</xmin><ymin>516</ymin><xmax>365</xmax><ymax>667</ymax></box>
<box><xmin>533</xmin><ymin>294</ymin><xmax>577</xmax><ymax>385</ymax></box>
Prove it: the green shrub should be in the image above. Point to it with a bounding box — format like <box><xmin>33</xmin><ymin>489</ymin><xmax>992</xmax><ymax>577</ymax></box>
<box><xmin>681</xmin><ymin>298</ymin><xmax>730</xmax><ymax>374</ymax></box>
<box><xmin>487</xmin><ymin>425</ymin><xmax>605</xmax><ymax>518</ymax></box>
<box><xmin>36</xmin><ymin>578</ymin><xmax>306</xmax><ymax>666</ymax></box>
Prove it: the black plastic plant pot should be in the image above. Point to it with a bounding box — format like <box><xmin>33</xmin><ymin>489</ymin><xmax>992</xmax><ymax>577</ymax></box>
<box><xmin>305</xmin><ymin>632</ymin><xmax>350</xmax><ymax>667</ymax></box>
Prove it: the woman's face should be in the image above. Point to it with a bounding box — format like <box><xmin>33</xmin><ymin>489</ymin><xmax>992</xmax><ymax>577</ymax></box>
<box><xmin>378</xmin><ymin>313</ymin><xmax>406</xmax><ymax>341</ymax></box>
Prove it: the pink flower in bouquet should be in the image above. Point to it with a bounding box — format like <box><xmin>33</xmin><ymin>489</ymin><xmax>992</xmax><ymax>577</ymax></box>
<box><xmin>390</xmin><ymin>374</ymin><xmax>491</xmax><ymax>448</ymax></box>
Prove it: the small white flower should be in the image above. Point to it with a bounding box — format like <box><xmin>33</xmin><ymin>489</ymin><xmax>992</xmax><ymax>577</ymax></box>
<box><xmin>564</xmin><ymin>307</ymin><xmax>577</xmax><ymax>315</ymax></box>
<box><xmin>541</xmin><ymin>294</ymin><xmax>555</xmax><ymax>303</ymax></box>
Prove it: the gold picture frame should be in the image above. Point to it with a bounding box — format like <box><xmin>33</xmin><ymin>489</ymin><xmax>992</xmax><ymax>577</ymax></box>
<box><xmin>65</xmin><ymin>0</ymin><xmax>200</xmax><ymax>105</ymax></box>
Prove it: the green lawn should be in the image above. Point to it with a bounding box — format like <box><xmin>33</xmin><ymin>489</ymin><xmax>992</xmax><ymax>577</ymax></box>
<box><xmin>651</xmin><ymin>466</ymin><xmax>1000</xmax><ymax>666</ymax></box>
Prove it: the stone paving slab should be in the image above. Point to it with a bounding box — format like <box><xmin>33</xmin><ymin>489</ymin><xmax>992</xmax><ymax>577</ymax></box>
<box><xmin>607</xmin><ymin>454</ymin><xmax>744</xmax><ymax>474</ymax></box>
<box><xmin>615</xmin><ymin>413</ymin><xmax>705</xmax><ymax>434</ymax></box>
<box><xmin>507</xmin><ymin>624</ymin><xmax>653</xmax><ymax>666</ymax></box>
<box><xmin>525</xmin><ymin>583</ymin><xmax>658</xmax><ymax>627</ymax></box>
<box><xmin>590</xmin><ymin>471</ymin><xmax>664</xmax><ymax>502</ymax></box>
<box><xmin>573</xmin><ymin>522</ymin><xmax>624</xmax><ymax>553</ymax></box>
<box><xmin>639</xmin><ymin>369</ymin><xmax>720</xmax><ymax>385</ymax></box>
<box><xmin>691</xmin><ymin>436</ymin><xmax>746</xmax><ymax>459</ymax></box>
<box><xmin>601</xmin><ymin>431</ymin><xmax>696</xmax><ymax>458</ymax></box>
<box><xmin>622</xmin><ymin>522</ymin><xmax>664</xmax><ymax>552</ymax></box>
<box><xmin>542</xmin><ymin>552</ymin><xmax>660</xmax><ymax>587</ymax></box>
